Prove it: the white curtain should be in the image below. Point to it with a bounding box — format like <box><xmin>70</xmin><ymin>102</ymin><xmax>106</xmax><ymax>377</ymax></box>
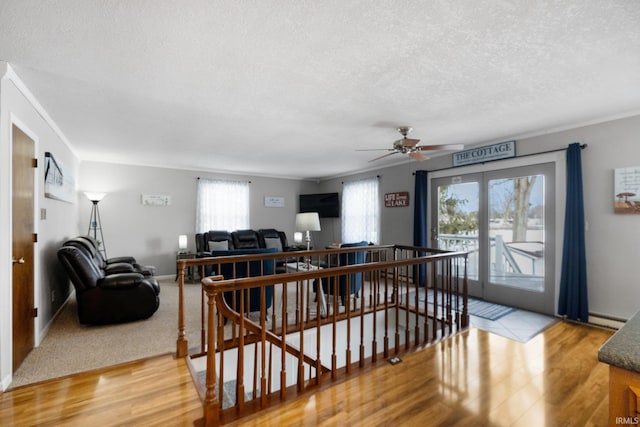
<box><xmin>341</xmin><ymin>176</ymin><xmax>380</xmax><ymax>244</ymax></box>
<box><xmin>195</xmin><ymin>178</ymin><xmax>250</xmax><ymax>232</ymax></box>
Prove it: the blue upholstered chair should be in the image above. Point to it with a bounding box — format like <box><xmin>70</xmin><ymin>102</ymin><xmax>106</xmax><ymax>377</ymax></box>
<box><xmin>320</xmin><ymin>241</ymin><xmax>369</xmax><ymax>305</ymax></box>
<box><xmin>210</xmin><ymin>248</ymin><xmax>277</xmax><ymax>314</ymax></box>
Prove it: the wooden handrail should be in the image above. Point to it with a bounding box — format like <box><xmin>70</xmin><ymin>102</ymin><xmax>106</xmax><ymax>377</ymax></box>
<box><xmin>177</xmin><ymin>245</ymin><xmax>468</xmax><ymax>426</ymax></box>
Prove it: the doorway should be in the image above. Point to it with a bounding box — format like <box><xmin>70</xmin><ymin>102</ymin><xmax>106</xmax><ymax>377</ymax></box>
<box><xmin>12</xmin><ymin>124</ymin><xmax>36</xmax><ymax>372</ymax></box>
<box><xmin>431</xmin><ymin>163</ymin><xmax>555</xmax><ymax>314</ymax></box>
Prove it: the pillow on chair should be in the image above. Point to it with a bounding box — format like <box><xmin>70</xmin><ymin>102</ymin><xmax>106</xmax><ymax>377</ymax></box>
<box><xmin>209</xmin><ymin>240</ymin><xmax>229</xmax><ymax>251</ymax></box>
<box><xmin>264</xmin><ymin>237</ymin><xmax>283</xmax><ymax>251</ymax></box>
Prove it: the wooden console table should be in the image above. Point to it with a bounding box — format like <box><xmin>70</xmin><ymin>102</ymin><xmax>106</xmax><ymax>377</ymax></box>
<box><xmin>599</xmin><ymin>310</ymin><xmax>640</xmax><ymax>425</ymax></box>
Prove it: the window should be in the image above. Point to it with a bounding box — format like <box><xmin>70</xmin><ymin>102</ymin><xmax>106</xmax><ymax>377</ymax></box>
<box><xmin>196</xmin><ymin>178</ymin><xmax>250</xmax><ymax>231</ymax></box>
<box><xmin>341</xmin><ymin>177</ymin><xmax>379</xmax><ymax>244</ymax></box>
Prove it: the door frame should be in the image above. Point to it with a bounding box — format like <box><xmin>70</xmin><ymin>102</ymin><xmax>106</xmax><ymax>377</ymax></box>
<box><xmin>427</xmin><ymin>150</ymin><xmax>566</xmax><ymax>315</ymax></box>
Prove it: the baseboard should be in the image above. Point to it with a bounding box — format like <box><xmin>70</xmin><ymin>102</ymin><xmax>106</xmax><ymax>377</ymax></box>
<box><xmin>36</xmin><ymin>291</ymin><xmax>75</xmax><ymax>347</ymax></box>
<box><xmin>1</xmin><ymin>292</ymin><xmax>74</xmax><ymax>392</ymax></box>
<box><xmin>588</xmin><ymin>313</ymin><xmax>626</xmax><ymax>330</ymax></box>
<box><xmin>1</xmin><ymin>373</ymin><xmax>12</xmax><ymax>392</ymax></box>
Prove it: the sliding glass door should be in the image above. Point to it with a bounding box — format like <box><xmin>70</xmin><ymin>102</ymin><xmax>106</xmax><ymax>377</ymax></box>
<box><xmin>431</xmin><ymin>173</ymin><xmax>483</xmax><ymax>298</ymax></box>
<box><xmin>431</xmin><ymin>163</ymin><xmax>555</xmax><ymax>314</ymax></box>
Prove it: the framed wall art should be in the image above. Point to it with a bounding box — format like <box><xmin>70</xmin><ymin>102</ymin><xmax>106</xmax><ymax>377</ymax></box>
<box><xmin>44</xmin><ymin>152</ymin><xmax>75</xmax><ymax>203</ymax></box>
<box><xmin>264</xmin><ymin>196</ymin><xmax>285</xmax><ymax>208</ymax></box>
<box><xmin>141</xmin><ymin>194</ymin><xmax>171</xmax><ymax>206</ymax></box>
<box><xmin>614</xmin><ymin>166</ymin><xmax>640</xmax><ymax>214</ymax></box>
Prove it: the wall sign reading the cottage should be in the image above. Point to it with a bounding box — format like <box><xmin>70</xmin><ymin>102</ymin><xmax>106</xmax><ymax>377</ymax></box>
<box><xmin>453</xmin><ymin>140</ymin><xmax>516</xmax><ymax>167</ymax></box>
<box><xmin>384</xmin><ymin>191</ymin><xmax>410</xmax><ymax>207</ymax></box>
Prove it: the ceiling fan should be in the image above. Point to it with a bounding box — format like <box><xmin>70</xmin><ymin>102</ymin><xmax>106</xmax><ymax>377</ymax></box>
<box><xmin>358</xmin><ymin>127</ymin><xmax>464</xmax><ymax>162</ymax></box>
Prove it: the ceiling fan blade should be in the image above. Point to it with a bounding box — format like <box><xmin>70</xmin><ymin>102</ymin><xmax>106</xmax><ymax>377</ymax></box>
<box><xmin>356</xmin><ymin>148</ymin><xmax>393</xmax><ymax>152</ymax></box>
<box><xmin>398</xmin><ymin>138</ymin><xmax>420</xmax><ymax>148</ymax></box>
<box><xmin>418</xmin><ymin>144</ymin><xmax>464</xmax><ymax>151</ymax></box>
<box><xmin>369</xmin><ymin>152</ymin><xmax>398</xmax><ymax>162</ymax></box>
<box><xmin>409</xmin><ymin>151</ymin><xmax>429</xmax><ymax>161</ymax></box>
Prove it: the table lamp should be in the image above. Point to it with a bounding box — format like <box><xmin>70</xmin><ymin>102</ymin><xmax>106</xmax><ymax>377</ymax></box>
<box><xmin>295</xmin><ymin>212</ymin><xmax>321</xmax><ymax>251</ymax></box>
<box><xmin>178</xmin><ymin>234</ymin><xmax>188</xmax><ymax>254</ymax></box>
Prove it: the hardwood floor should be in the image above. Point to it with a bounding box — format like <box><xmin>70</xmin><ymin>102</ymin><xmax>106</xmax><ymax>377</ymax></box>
<box><xmin>0</xmin><ymin>321</ymin><xmax>613</xmax><ymax>426</ymax></box>
<box><xmin>0</xmin><ymin>355</ymin><xmax>202</xmax><ymax>426</ymax></box>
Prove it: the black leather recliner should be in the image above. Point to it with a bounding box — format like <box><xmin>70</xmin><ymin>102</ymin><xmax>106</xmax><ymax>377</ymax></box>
<box><xmin>58</xmin><ymin>245</ymin><xmax>160</xmax><ymax>325</ymax></box>
<box><xmin>63</xmin><ymin>237</ymin><xmax>150</xmax><ymax>277</ymax></box>
<box><xmin>200</xmin><ymin>230</ymin><xmax>234</xmax><ymax>255</ymax></box>
<box><xmin>196</xmin><ymin>230</ymin><xmax>235</xmax><ymax>276</ymax></box>
<box><xmin>74</xmin><ymin>235</ymin><xmax>154</xmax><ymax>276</ymax></box>
<box><xmin>257</xmin><ymin>228</ymin><xmax>290</xmax><ymax>251</ymax></box>
<box><xmin>231</xmin><ymin>229</ymin><xmax>260</xmax><ymax>249</ymax></box>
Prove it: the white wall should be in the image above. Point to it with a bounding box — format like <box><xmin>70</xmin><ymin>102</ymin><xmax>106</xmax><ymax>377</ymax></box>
<box><xmin>78</xmin><ymin>162</ymin><xmax>315</xmax><ymax>275</ymax></box>
<box><xmin>0</xmin><ymin>64</ymin><xmax>79</xmax><ymax>390</ymax></box>
<box><xmin>318</xmin><ymin>114</ymin><xmax>640</xmax><ymax>320</ymax></box>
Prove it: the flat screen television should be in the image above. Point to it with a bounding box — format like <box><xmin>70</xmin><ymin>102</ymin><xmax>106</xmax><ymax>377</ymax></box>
<box><xmin>299</xmin><ymin>192</ymin><xmax>340</xmax><ymax>218</ymax></box>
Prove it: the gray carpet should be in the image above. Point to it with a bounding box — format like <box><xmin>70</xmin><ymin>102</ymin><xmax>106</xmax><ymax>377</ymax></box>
<box><xmin>9</xmin><ymin>278</ymin><xmax>203</xmax><ymax>389</ymax></box>
<box><xmin>195</xmin><ymin>373</ymin><xmax>254</xmax><ymax>409</ymax></box>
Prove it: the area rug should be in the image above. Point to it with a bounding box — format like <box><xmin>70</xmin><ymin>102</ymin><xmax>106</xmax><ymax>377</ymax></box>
<box><xmin>421</xmin><ymin>289</ymin><xmax>515</xmax><ymax>321</ymax></box>
<box><xmin>466</xmin><ymin>298</ymin><xmax>515</xmax><ymax>320</ymax></box>
<box><xmin>9</xmin><ymin>278</ymin><xmax>204</xmax><ymax>389</ymax></box>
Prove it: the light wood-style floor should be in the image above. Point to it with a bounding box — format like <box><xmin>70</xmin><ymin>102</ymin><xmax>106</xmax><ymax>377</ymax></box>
<box><xmin>0</xmin><ymin>321</ymin><xmax>613</xmax><ymax>427</ymax></box>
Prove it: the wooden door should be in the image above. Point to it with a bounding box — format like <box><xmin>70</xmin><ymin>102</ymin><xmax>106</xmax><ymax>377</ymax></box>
<box><xmin>12</xmin><ymin>124</ymin><xmax>36</xmax><ymax>372</ymax></box>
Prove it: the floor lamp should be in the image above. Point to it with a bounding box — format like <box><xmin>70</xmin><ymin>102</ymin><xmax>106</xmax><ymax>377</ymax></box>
<box><xmin>85</xmin><ymin>192</ymin><xmax>107</xmax><ymax>258</ymax></box>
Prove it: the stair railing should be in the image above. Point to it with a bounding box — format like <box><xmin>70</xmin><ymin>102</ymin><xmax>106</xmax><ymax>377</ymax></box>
<box><xmin>177</xmin><ymin>245</ymin><xmax>468</xmax><ymax>426</ymax></box>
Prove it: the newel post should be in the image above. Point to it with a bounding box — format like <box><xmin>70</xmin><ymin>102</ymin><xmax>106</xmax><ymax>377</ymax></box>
<box><xmin>176</xmin><ymin>260</ymin><xmax>189</xmax><ymax>357</ymax></box>
<box><xmin>203</xmin><ymin>277</ymin><xmax>221</xmax><ymax>426</ymax></box>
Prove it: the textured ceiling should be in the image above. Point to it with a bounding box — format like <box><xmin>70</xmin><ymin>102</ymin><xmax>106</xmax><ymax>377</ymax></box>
<box><xmin>1</xmin><ymin>1</ymin><xmax>639</xmax><ymax>180</ymax></box>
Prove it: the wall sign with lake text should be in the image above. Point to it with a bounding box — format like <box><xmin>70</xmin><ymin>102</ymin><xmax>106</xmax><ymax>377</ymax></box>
<box><xmin>384</xmin><ymin>191</ymin><xmax>410</xmax><ymax>207</ymax></box>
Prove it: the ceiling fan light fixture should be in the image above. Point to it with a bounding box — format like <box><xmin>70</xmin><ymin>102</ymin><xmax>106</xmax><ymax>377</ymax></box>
<box><xmin>397</xmin><ymin>126</ymin><xmax>412</xmax><ymax>137</ymax></box>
